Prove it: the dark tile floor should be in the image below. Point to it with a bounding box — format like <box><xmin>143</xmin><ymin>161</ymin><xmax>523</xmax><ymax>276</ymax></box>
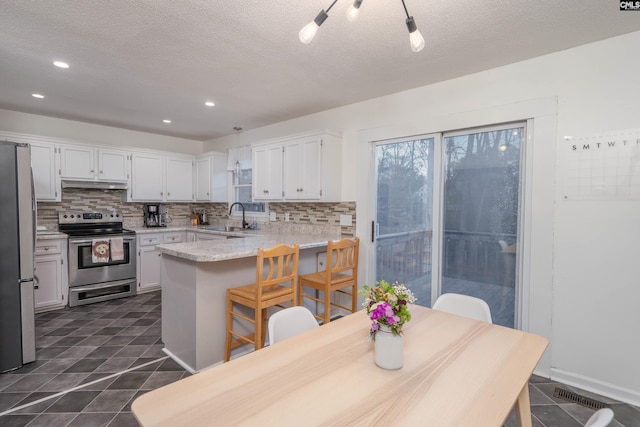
<box><xmin>0</xmin><ymin>291</ymin><xmax>189</xmax><ymax>427</ymax></box>
<box><xmin>1</xmin><ymin>290</ymin><xmax>638</xmax><ymax>427</ymax></box>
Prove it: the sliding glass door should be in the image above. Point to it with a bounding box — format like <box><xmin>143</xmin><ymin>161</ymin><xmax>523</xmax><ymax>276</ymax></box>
<box><xmin>374</xmin><ymin>136</ymin><xmax>436</xmax><ymax>307</ymax></box>
<box><xmin>373</xmin><ymin>123</ymin><xmax>525</xmax><ymax>328</ymax></box>
<box><xmin>440</xmin><ymin>125</ymin><xmax>524</xmax><ymax>328</ymax></box>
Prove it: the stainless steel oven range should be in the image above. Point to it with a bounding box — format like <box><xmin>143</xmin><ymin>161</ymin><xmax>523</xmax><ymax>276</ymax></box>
<box><xmin>58</xmin><ymin>211</ymin><xmax>136</xmax><ymax>307</ymax></box>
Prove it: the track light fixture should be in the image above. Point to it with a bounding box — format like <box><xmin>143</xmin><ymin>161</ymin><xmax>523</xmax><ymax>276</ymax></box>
<box><xmin>299</xmin><ymin>0</ymin><xmax>425</xmax><ymax>52</ymax></box>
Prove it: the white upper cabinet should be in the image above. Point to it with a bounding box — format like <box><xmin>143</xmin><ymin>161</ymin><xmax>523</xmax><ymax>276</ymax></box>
<box><xmin>30</xmin><ymin>142</ymin><xmax>61</xmax><ymax>201</ymax></box>
<box><xmin>0</xmin><ymin>132</ymin><xmax>62</xmax><ymax>202</ymax></box>
<box><xmin>130</xmin><ymin>153</ymin><xmax>165</xmax><ymax>201</ymax></box>
<box><xmin>252</xmin><ymin>130</ymin><xmax>341</xmax><ymax>202</ymax></box>
<box><xmin>283</xmin><ymin>137</ymin><xmax>321</xmax><ymax>200</ymax></box>
<box><xmin>196</xmin><ymin>152</ymin><xmax>228</xmax><ymax>202</ymax></box>
<box><xmin>129</xmin><ymin>153</ymin><xmax>196</xmax><ymax>202</ymax></box>
<box><xmin>166</xmin><ymin>156</ymin><xmax>194</xmax><ymax>201</ymax></box>
<box><xmin>253</xmin><ymin>143</ymin><xmax>283</xmax><ymax>200</ymax></box>
<box><xmin>195</xmin><ymin>157</ymin><xmax>211</xmax><ymax>200</ymax></box>
<box><xmin>60</xmin><ymin>144</ymin><xmax>129</xmax><ymax>182</ymax></box>
<box><xmin>60</xmin><ymin>145</ymin><xmax>94</xmax><ymax>179</ymax></box>
<box><xmin>97</xmin><ymin>149</ymin><xmax>129</xmax><ymax>181</ymax></box>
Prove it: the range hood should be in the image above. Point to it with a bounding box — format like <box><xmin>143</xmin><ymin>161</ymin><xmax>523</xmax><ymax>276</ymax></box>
<box><xmin>61</xmin><ymin>180</ymin><xmax>128</xmax><ymax>190</ymax></box>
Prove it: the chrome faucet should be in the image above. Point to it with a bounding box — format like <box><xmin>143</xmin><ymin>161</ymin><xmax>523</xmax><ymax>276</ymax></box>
<box><xmin>228</xmin><ymin>202</ymin><xmax>250</xmax><ymax>229</ymax></box>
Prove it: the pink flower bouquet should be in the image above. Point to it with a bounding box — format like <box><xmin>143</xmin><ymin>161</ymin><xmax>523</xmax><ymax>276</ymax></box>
<box><xmin>359</xmin><ymin>280</ymin><xmax>416</xmax><ymax>340</ymax></box>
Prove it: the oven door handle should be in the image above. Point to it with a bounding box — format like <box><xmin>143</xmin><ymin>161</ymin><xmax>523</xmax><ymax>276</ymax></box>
<box><xmin>70</xmin><ymin>279</ymin><xmax>135</xmax><ymax>292</ymax></box>
<box><xmin>70</xmin><ymin>237</ymin><xmax>136</xmax><ymax>245</ymax></box>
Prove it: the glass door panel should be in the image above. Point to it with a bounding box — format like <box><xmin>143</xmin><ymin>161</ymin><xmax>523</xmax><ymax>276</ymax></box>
<box><xmin>441</xmin><ymin>125</ymin><xmax>524</xmax><ymax>328</ymax></box>
<box><xmin>374</xmin><ymin>137</ymin><xmax>435</xmax><ymax>307</ymax></box>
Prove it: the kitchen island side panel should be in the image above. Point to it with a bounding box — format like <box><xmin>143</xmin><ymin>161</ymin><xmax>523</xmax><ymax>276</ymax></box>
<box><xmin>161</xmin><ymin>255</ymin><xmax>198</xmax><ymax>371</ymax></box>
<box><xmin>161</xmin><ymin>247</ymin><xmax>325</xmax><ymax>372</ymax></box>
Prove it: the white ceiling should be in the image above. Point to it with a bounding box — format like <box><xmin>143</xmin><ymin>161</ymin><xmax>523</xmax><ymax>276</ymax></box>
<box><xmin>1</xmin><ymin>1</ymin><xmax>639</xmax><ymax>141</ymax></box>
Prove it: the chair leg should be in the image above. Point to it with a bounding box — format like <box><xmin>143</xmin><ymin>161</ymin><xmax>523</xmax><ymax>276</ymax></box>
<box><xmin>324</xmin><ymin>289</ymin><xmax>331</xmax><ymax>325</ymax></box>
<box><xmin>255</xmin><ymin>308</ymin><xmax>263</xmax><ymax>351</ymax></box>
<box><xmin>261</xmin><ymin>308</ymin><xmax>269</xmax><ymax>348</ymax></box>
<box><xmin>351</xmin><ymin>283</ymin><xmax>357</xmax><ymax>313</ymax></box>
<box><xmin>224</xmin><ymin>295</ymin><xmax>233</xmax><ymax>362</ymax></box>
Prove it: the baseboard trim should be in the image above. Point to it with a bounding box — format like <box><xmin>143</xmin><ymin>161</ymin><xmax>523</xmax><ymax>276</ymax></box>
<box><xmin>162</xmin><ymin>347</ymin><xmax>196</xmax><ymax>374</ymax></box>
<box><xmin>550</xmin><ymin>367</ymin><xmax>640</xmax><ymax>407</ymax></box>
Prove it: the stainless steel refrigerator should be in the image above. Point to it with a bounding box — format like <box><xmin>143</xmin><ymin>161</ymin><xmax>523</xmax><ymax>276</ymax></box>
<box><xmin>0</xmin><ymin>140</ymin><xmax>36</xmax><ymax>372</ymax></box>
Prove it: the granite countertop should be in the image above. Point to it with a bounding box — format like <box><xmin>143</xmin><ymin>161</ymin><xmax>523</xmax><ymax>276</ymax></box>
<box><xmin>129</xmin><ymin>225</ymin><xmax>260</xmax><ymax>238</ymax></box>
<box><xmin>36</xmin><ymin>231</ymin><xmax>68</xmax><ymax>240</ymax></box>
<box><xmin>156</xmin><ymin>232</ymin><xmax>337</xmax><ymax>262</ymax></box>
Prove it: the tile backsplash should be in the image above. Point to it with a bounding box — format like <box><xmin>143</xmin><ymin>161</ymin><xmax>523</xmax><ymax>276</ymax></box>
<box><xmin>37</xmin><ymin>189</ymin><xmax>356</xmax><ymax>237</ymax></box>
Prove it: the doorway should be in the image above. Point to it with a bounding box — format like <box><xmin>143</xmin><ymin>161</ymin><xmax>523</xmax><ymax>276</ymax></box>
<box><xmin>373</xmin><ymin>123</ymin><xmax>525</xmax><ymax>328</ymax></box>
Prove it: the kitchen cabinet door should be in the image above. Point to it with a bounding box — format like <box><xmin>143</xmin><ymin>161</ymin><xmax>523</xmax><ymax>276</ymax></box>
<box><xmin>253</xmin><ymin>143</ymin><xmax>283</xmax><ymax>200</ymax></box>
<box><xmin>195</xmin><ymin>157</ymin><xmax>211</xmax><ymax>201</ymax></box>
<box><xmin>138</xmin><ymin>233</ymin><xmax>163</xmax><ymax>292</ymax></box>
<box><xmin>196</xmin><ymin>153</ymin><xmax>228</xmax><ymax>202</ymax></box>
<box><xmin>130</xmin><ymin>153</ymin><xmax>165</xmax><ymax>201</ymax></box>
<box><xmin>34</xmin><ymin>254</ymin><xmax>64</xmax><ymax>310</ymax></box>
<box><xmin>60</xmin><ymin>145</ymin><xmax>95</xmax><ymax>179</ymax></box>
<box><xmin>34</xmin><ymin>238</ymin><xmax>67</xmax><ymax>311</ymax></box>
<box><xmin>283</xmin><ymin>137</ymin><xmax>321</xmax><ymax>200</ymax></box>
<box><xmin>97</xmin><ymin>149</ymin><xmax>129</xmax><ymax>181</ymax></box>
<box><xmin>30</xmin><ymin>142</ymin><xmax>61</xmax><ymax>201</ymax></box>
<box><xmin>139</xmin><ymin>245</ymin><xmax>162</xmax><ymax>292</ymax></box>
<box><xmin>166</xmin><ymin>157</ymin><xmax>194</xmax><ymax>201</ymax></box>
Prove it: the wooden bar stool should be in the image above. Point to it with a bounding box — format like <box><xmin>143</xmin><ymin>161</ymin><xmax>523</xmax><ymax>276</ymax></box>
<box><xmin>298</xmin><ymin>237</ymin><xmax>359</xmax><ymax>324</ymax></box>
<box><xmin>224</xmin><ymin>243</ymin><xmax>299</xmax><ymax>362</ymax></box>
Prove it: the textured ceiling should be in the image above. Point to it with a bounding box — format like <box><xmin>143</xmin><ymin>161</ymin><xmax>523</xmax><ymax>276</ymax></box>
<box><xmin>1</xmin><ymin>0</ymin><xmax>639</xmax><ymax>141</ymax></box>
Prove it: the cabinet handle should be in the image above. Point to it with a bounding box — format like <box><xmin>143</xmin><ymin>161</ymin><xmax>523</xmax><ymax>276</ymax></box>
<box><xmin>44</xmin><ymin>247</ymin><xmax>49</xmax><ymax>251</ymax></box>
<box><xmin>161</xmin><ymin>192</ymin><xmax>164</xmax><ymax>196</ymax></box>
<box><xmin>168</xmin><ymin>192</ymin><xmax>171</xmax><ymax>196</ymax></box>
<box><xmin>100</xmin><ymin>170</ymin><xmax>103</xmax><ymax>174</ymax></box>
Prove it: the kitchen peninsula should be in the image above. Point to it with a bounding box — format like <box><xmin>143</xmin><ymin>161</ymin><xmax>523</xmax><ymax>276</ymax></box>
<box><xmin>155</xmin><ymin>230</ymin><xmax>338</xmax><ymax>372</ymax></box>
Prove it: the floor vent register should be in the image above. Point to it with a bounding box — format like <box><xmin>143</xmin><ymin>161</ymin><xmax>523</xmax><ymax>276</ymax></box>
<box><xmin>553</xmin><ymin>387</ymin><xmax>607</xmax><ymax>410</ymax></box>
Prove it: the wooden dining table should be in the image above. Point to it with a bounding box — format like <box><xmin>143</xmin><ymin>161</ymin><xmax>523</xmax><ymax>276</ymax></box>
<box><xmin>132</xmin><ymin>305</ymin><xmax>548</xmax><ymax>427</ymax></box>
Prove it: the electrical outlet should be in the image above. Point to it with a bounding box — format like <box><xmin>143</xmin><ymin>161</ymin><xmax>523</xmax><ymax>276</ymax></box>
<box><xmin>284</xmin><ymin>212</ymin><xmax>290</xmax><ymax>222</ymax></box>
<box><xmin>339</xmin><ymin>214</ymin><xmax>352</xmax><ymax>226</ymax></box>
<box><xmin>269</xmin><ymin>211</ymin><xmax>277</xmax><ymax>221</ymax></box>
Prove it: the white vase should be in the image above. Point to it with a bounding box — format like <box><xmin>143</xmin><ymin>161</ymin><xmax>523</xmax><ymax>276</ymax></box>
<box><xmin>374</xmin><ymin>326</ymin><xmax>403</xmax><ymax>370</ymax></box>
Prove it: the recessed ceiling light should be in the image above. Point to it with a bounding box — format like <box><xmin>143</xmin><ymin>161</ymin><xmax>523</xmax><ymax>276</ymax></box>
<box><xmin>32</xmin><ymin>93</ymin><xmax>45</xmax><ymax>99</ymax></box>
<box><xmin>53</xmin><ymin>61</ymin><xmax>69</xmax><ymax>69</ymax></box>
<box><xmin>205</xmin><ymin>101</ymin><xmax>215</xmax><ymax>107</ymax></box>
<box><xmin>163</xmin><ymin>119</ymin><xmax>172</xmax><ymax>124</ymax></box>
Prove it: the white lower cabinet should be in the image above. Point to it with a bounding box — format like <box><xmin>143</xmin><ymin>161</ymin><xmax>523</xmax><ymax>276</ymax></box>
<box><xmin>137</xmin><ymin>233</ymin><xmax>163</xmax><ymax>293</ymax></box>
<box><xmin>34</xmin><ymin>238</ymin><xmax>68</xmax><ymax>312</ymax></box>
<box><xmin>137</xmin><ymin>231</ymin><xmax>186</xmax><ymax>292</ymax></box>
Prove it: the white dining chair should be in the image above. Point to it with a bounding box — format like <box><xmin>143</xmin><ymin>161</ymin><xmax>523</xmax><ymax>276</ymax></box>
<box><xmin>584</xmin><ymin>408</ymin><xmax>614</xmax><ymax>427</ymax></box>
<box><xmin>267</xmin><ymin>306</ymin><xmax>319</xmax><ymax>345</ymax></box>
<box><xmin>432</xmin><ymin>293</ymin><xmax>493</xmax><ymax>323</ymax></box>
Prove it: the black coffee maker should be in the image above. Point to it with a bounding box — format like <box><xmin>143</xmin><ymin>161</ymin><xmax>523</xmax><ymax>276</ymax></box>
<box><xmin>143</xmin><ymin>204</ymin><xmax>167</xmax><ymax>227</ymax></box>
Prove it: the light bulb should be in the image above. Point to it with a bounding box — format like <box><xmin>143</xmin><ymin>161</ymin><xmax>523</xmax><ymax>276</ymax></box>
<box><xmin>405</xmin><ymin>16</ymin><xmax>425</xmax><ymax>53</ymax></box>
<box><xmin>299</xmin><ymin>9</ymin><xmax>329</xmax><ymax>44</ymax></box>
<box><xmin>299</xmin><ymin>20</ymin><xmax>320</xmax><ymax>44</ymax></box>
<box><xmin>346</xmin><ymin>0</ymin><xmax>362</xmax><ymax>22</ymax></box>
<box><xmin>409</xmin><ymin>29</ymin><xmax>425</xmax><ymax>52</ymax></box>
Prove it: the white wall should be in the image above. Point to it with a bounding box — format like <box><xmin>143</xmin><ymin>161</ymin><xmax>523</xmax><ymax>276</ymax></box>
<box><xmin>206</xmin><ymin>31</ymin><xmax>640</xmax><ymax>405</ymax></box>
<box><xmin>0</xmin><ymin>109</ymin><xmax>203</xmax><ymax>154</ymax></box>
